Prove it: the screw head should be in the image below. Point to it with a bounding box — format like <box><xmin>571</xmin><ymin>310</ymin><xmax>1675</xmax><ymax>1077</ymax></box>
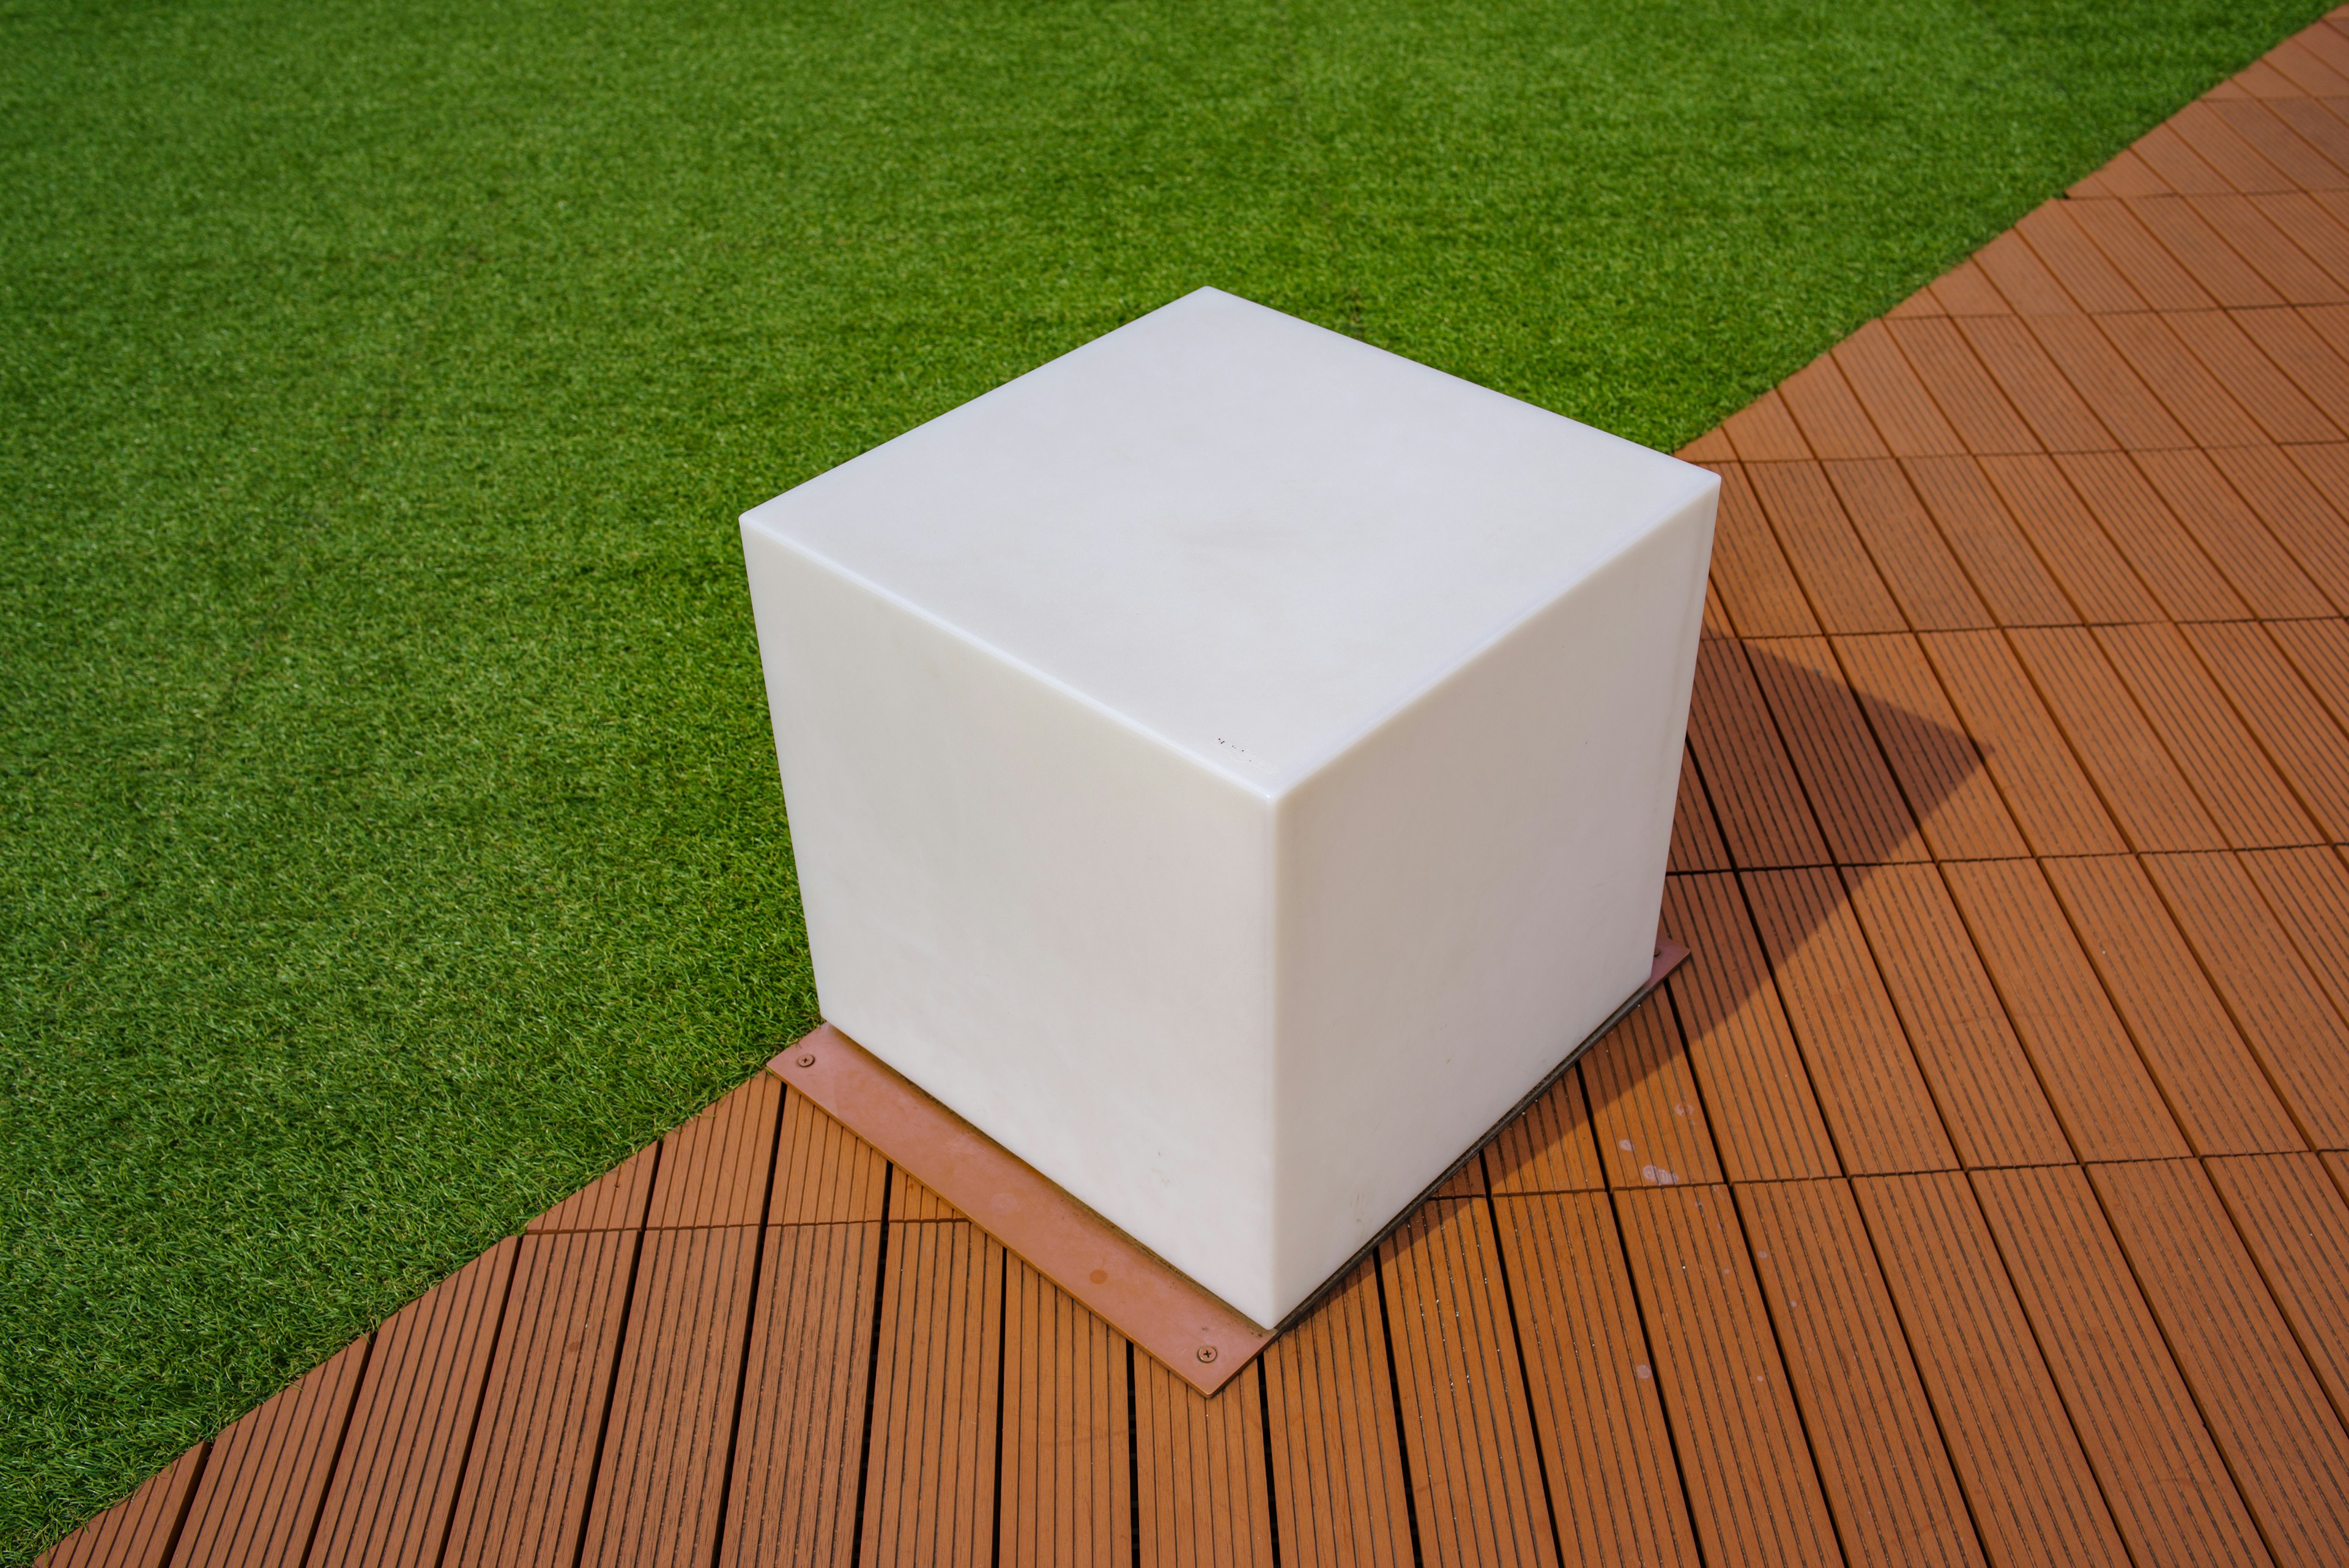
<box><xmin>1196</xmin><ymin>1345</ymin><xmax>1219</xmax><ymax>1364</ymax></box>
<box><xmin>797</xmin><ymin>1053</ymin><xmax>816</xmax><ymax>1068</ymax></box>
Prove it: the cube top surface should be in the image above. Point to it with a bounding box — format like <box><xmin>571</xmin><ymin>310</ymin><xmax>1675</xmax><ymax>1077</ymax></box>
<box><xmin>743</xmin><ymin>288</ymin><xmax>1713</xmax><ymax>794</ymax></box>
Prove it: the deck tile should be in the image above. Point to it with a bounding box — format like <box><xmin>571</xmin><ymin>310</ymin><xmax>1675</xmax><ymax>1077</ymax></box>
<box><xmin>174</xmin><ymin>1337</ymin><xmax>369</xmax><ymax>1568</ymax></box>
<box><xmin>2205</xmin><ymin>1153</ymin><xmax>2349</xmax><ymax>1418</ymax></box>
<box><xmin>2168</xmin><ymin>100</ymin><xmax>2301</xmax><ymax>193</ymax></box>
<box><xmin>2139</xmin><ymin>851</ymin><xmax>2349</xmax><ymax>1147</ymax></box>
<box><xmin>1488</xmin><ymin>1068</ymin><xmax>1607</xmax><ymax>1195</ymax></box>
<box><xmin>2157</xmin><ymin>310</ymin><xmax>2340</xmax><ymax>442</ymax></box>
<box><xmin>1660</xmin><ymin>874</ymin><xmax>1842</xmax><ymax>1181</ymax></box>
<box><xmin>2039</xmin><ymin>853</ymin><xmax>2303</xmax><ymax>1154</ymax></box>
<box><xmin>1683</xmin><ymin>639</ymin><xmax>1831</xmax><ymax>868</ymax></box>
<box><xmin>2097</xmin><ymin>312</ymin><xmax>2272</xmax><ymax>445</ymax></box>
<box><xmin>861</xmin><ymin>1218</ymin><xmax>1003</xmax><ymax>1568</ymax></box>
<box><xmin>1850</xmin><ymin>1172</ymin><xmax>2134</xmax><ymax>1568</ymax></box>
<box><xmin>1973</xmin><ymin>451</ymin><xmax>2165</xmax><ymax>621</ymax></box>
<box><xmin>1940</xmin><ymin>858</ymin><xmax>2189</xmax><ymax>1161</ymax></box>
<box><xmin>37</xmin><ymin>1445</ymin><xmax>206</xmax><ymax>1568</ymax></box>
<box><xmin>646</xmin><ymin>1071</ymin><xmax>779</xmax><ymax>1229</ymax></box>
<box><xmin>2133</xmin><ymin>447</ymin><xmax>2333</xmax><ymax>617</ymax></box>
<box><xmin>2025</xmin><ymin>312</ymin><xmax>2197</xmax><ymax>447</ymax></box>
<box><xmin>2052</xmin><ymin>449</ymin><xmax>2251</xmax><ymax>619</ymax></box>
<box><xmin>999</xmin><ymin>1257</ymin><xmax>1129</xmax><ymax>1568</ymax></box>
<box><xmin>2015</xmin><ymin>204</ymin><xmax>2148</xmax><ymax>313</ymax></box>
<box><xmin>579</xmin><ymin>1225</ymin><xmax>760</xmax><ymax>1568</ymax></box>
<box><xmin>2266</xmin><ymin>612</ymin><xmax>2349</xmax><ymax>733</ymax></box>
<box><xmin>1774</xmin><ymin>353</ymin><xmax>1888</xmax><ymax>459</ymax></box>
<box><xmin>1263</xmin><ymin>1263</ymin><xmax>1412</xmax><ymax>1568</ymax></box>
<box><xmin>2232</xmin><ymin>301</ymin><xmax>2349</xmax><ymax>428</ymax></box>
<box><xmin>1669</xmin><ymin>746</ymin><xmax>1731</xmax><ymax>873</ymax></box>
<box><xmin>1133</xmin><ymin>1358</ymin><xmax>1274</xmax><ymax>1568</ymax></box>
<box><xmin>718</xmin><ymin>1222</ymin><xmax>882</xmax><ymax>1568</ymax></box>
<box><xmin>444</xmin><ymin>1229</ymin><xmax>637</xmax><ymax>1568</ymax></box>
<box><xmin>1953</xmin><ymin>313</ymin><xmax>2120</xmax><ymax>450</ymax></box>
<box><xmin>1612</xmin><ymin>1184</ymin><xmax>1838</xmax><ymax>1566</ymax></box>
<box><xmin>1379</xmin><ymin>1199</ymin><xmax>1556</xmax><ymax>1568</ymax></box>
<box><xmin>2068</xmin><ymin>201</ymin><xmax>2222</xmax><ymax>309</ymax></box>
<box><xmin>1736</xmin><ymin>1179</ymin><xmax>1982</xmax><ymax>1567</ymax></box>
<box><xmin>1969</xmin><ymin>1165</ymin><xmax>2271</xmax><ymax>1568</ymax></box>
<box><xmin>1745</xmin><ymin>462</ymin><xmax>1906</xmax><ymax>633</ymax></box>
<box><xmin>1581</xmin><ymin>1000</ymin><xmax>1720</xmax><ymax>1190</ymax></box>
<box><xmin>2128</xmin><ymin>199</ymin><xmax>2288</xmax><ymax>305</ymax></box>
<box><xmin>2090</xmin><ymin>1158</ymin><xmax>2349</xmax><ymax>1568</ymax></box>
<box><xmin>1720</xmin><ymin>387</ymin><xmax>1813</xmax><ymax>463</ymax></box>
<box><xmin>1918</xmin><ymin>628</ymin><xmax>2128</xmax><ymax>855</ymax></box>
<box><xmin>1839</xmin><ymin>864</ymin><xmax>2073</xmax><ymax>1167</ymax></box>
<box><xmin>1836</xmin><ymin>319</ymin><xmax>1970</xmax><ymax>456</ymax></box>
<box><xmin>1700</xmin><ymin>462</ymin><xmax>1820</xmax><ymax>637</ymax></box>
<box><xmin>1973</xmin><ymin>228</ymin><xmax>2076</xmax><ymax>316</ymax></box>
<box><xmin>1818</xmin><ymin>458</ymin><xmax>1997</xmax><ymax>630</ymax></box>
<box><xmin>1887</xmin><ymin>316</ymin><xmax>2042</xmax><ymax>454</ymax></box>
<box><xmin>1828</xmin><ymin>633</ymin><xmax>2028</xmax><ymax>858</ymax></box>
<box><xmin>2206</xmin><ymin>102</ymin><xmax>2349</xmax><ymax>193</ymax></box>
<box><xmin>2202</xmin><ymin>440</ymin><xmax>2349</xmax><ymax>611</ymax></box>
<box><xmin>1902</xmin><ymin>454</ymin><xmax>2080</xmax><ymax>625</ymax></box>
<box><xmin>1928</xmin><ymin>258</ymin><xmax>2015</xmax><ymax>316</ymax></box>
<box><xmin>2095</xmin><ymin>621</ymin><xmax>2321</xmax><ymax>846</ymax></box>
<box><xmin>529</xmin><ymin>1141</ymin><xmax>658</xmax><ymax>1233</ymax></box>
<box><xmin>2236</xmin><ymin>845</ymin><xmax>2349</xmax><ymax>1025</ymax></box>
<box><xmin>1745</xmin><ymin>867</ymin><xmax>1958</xmax><ymax>1173</ymax></box>
<box><xmin>769</xmin><ymin>1090</ymin><xmax>891</xmax><ymax>1224</ymax></box>
<box><xmin>1745</xmin><ymin>636</ymin><xmax>1929</xmax><ymax>863</ymax></box>
<box><xmin>311</xmin><ymin>1240</ymin><xmax>516</xmax><ymax>1568</ymax></box>
<box><xmin>2008</xmin><ymin>624</ymin><xmax>2227</xmax><ymax>851</ymax></box>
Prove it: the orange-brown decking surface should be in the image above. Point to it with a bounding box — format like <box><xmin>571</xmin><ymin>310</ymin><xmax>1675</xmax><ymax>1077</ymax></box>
<box><xmin>45</xmin><ymin>10</ymin><xmax>2349</xmax><ymax>1562</ymax></box>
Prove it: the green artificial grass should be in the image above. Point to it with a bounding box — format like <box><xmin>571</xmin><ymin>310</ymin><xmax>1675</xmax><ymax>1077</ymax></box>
<box><xmin>0</xmin><ymin>0</ymin><xmax>2329</xmax><ymax>1553</ymax></box>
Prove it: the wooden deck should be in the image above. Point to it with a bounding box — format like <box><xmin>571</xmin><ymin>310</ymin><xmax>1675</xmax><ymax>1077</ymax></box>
<box><xmin>45</xmin><ymin>11</ymin><xmax>2349</xmax><ymax>1564</ymax></box>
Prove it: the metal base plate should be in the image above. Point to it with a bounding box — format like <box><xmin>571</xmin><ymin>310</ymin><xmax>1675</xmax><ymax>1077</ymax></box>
<box><xmin>770</xmin><ymin>937</ymin><xmax>1690</xmax><ymax>1395</ymax></box>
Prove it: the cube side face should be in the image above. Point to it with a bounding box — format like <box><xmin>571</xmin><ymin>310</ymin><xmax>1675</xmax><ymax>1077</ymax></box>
<box><xmin>741</xmin><ymin>522</ymin><xmax>1281</xmax><ymax>1319</ymax></box>
<box><xmin>1269</xmin><ymin>486</ymin><xmax>1718</xmax><ymax>1315</ymax></box>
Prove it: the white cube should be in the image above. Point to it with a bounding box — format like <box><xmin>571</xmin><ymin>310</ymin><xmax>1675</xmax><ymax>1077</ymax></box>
<box><xmin>741</xmin><ymin>289</ymin><xmax>1716</xmax><ymax>1326</ymax></box>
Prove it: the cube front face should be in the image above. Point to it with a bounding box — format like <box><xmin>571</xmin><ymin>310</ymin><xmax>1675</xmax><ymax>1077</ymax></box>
<box><xmin>742</xmin><ymin>289</ymin><xmax>1718</xmax><ymax>1327</ymax></box>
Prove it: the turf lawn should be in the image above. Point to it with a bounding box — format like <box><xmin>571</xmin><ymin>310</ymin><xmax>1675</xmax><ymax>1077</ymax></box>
<box><xmin>1</xmin><ymin>0</ymin><xmax>2333</xmax><ymax>1554</ymax></box>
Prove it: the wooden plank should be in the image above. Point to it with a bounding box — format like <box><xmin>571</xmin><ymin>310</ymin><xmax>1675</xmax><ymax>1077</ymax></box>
<box><xmin>1746</xmin><ymin>866</ymin><xmax>1958</xmax><ymax>1173</ymax></box>
<box><xmin>1581</xmin><ymin>998</ymin><xmax>1720</xmax><ymax>1189</ymax></box>
<box><xmin>1828</xmin><ymin>632</ymin><xmax>2027</xmax><ymax>858</ymax></box>
<box><xmin>2188</xmin><ymin>193</ymin><xmax>2349</xmax><ymax>299</ymax></box>
<box><xmin>2237</xmin><ymin>845</ymin><xmax>2349</xmax><ymax>1028</ymax></box>
<box><xmin>718</xmin><ymin>1222</ymin><xmax>882</xmax><ymax>1568</ymax></box>
<box><xmin>1970</xmin><ymin>1165</ymin><xmax>2271</xmax><ymax>1568</ymax></box>
<box><xmin>2134</xmin><ymin>445</ymin><xmax>2336</xmax><ymax>617</ymax></box>
<box><xmin>1379</xmin><ymin>1198</ymin><xmax>1557</xmax><ymax>1568</ymax></box>
<box><xmin>1488</xmin><ymin>1067</ymin><xmax>1606</xmax><ymax>1195</ymax></box>
<box><xmin>2205</xmin><ymin>105</ymin><xmax>2349</xmax><ymax>194</ymax></box>
<box><xmin>1745</xmin><ymin>636</ymin><xmax>1929</xmax><ymax>864</ymax></box>
<box><xmin>2266</xmin><ymin>613</ymin><xmax>2349</xmax><ymax>734</ymax></box>
<box><xmin>2066</xmin><ymin>199</ymin><xmax>2221</xmax><ymax>308</ymax></box>
<box><xmin>311</xmin><ymin>1239</ymin><xmax>517</xmax><ymax>1568</ymax></box>
<box><xmin>1701</xmin><ymin>461</ymin><xmax>1822</xmax><ymax>637</ymax></box>
<box><xmin>1611</xmin><ymin>1184</ymin><xmax>1839</xmax><ymax>1566</ymax></box>
<box><xmin>2039</xmin><ymin>853</ymin><xmax>2303</xmax><ymax>1154</ymax></box>
<box><xmin>1000</xmin><ymin>1256</ymin><xmax>1130</xmax><ymax>1568</ymax></box>
<box><xmin>1850</xmin><ymin>1173</ymin><xmax>2134</xmax><ymax>1568</ymax></box>
<box><xmin>175</xmin><ymin>1336</ymin><xmax>370</xmax><ymax>1568</ymax></box>
<box><xmin>1885</xmin><ymin>316</ymin><xmax>2041</xmax><ymax>454</ymax></box>
<box><xmin>1669</xmin><ymin>746</ymin><xmax>1729</xmax><ymax>874</ymax></box>
<box><xmin>2251</xmin><ymin>193</ymin><xmax>2349</xmax><ymax>289</ymax></box>
<box><xmin>1819</xmin><ymin>458</ymin><xmax>1996</xmax><ymax>630</ymax></box>
<box><xmin>1973</xmin><ymin>451</ymin><xmax>2165</xmax><ymax>623</ymax></box>
<box><xmin>2007</xmin><ymin>624</ymin><xmax>2227</xmax><ymax>853</ymax></box>
<box><xmin>2262</xmin><ymin>37</ymin><xmax>2349</xmax><ymax>95</ymax></box>
<box><xmin>444</xmin><ymin>1229</ymin><xmax>637</xmax><ymax>1568</ymax></box>
<box><xmin>2094</xmin><ymin>313</ymin><xmax>2269</xmax><ymax>446</ymax></box>
<box><xmin>2023</xmin><ymin>312</ymin><xmax>2196</xmax><ymax>448</ymax></box>
<box><xmin>2165</xmin><ymin>100</ymin><xmax>2301</xmax><ymax>194</ymax></box>
<box><xmin>1490</xmin><ymin>1193</ymin><xmax>1701</xmax><ymax>1568</ymax></box>
<box><xmin>36</xmin><ymin>1443</ymin><xmax>206</xmax><ymax>1568</ymax></box>
<box><xmin>1721</xmin><ymin>388</ymin><xmax>1814</xmax><ymax>463</ymax></box>
<box><xmin>2052</xmin><ymin>450</ymin><xmax>2249</xmax><ymax>620</ymax></box>
<box><xmin>1917</xmin><ymin>628</ymin><xmax>2126</xmax><ymax>855</ymax></box>
<box><xmin>1262</xmin><ymin>1263</ymin><xmax>1414</xmax><ymax>1568</ymax></box>
<box><xmin>2091</xmin><ymin>1159</ymin><xmax>2349</xmax><ymax>1568</ymax></box>
<box><xmin>1736</xmin><ymin>1179</ymin><xmax>1983</xmax><ymax>1568</ymax></box>
<box><xmin>1975</xmin><ymin>227</ymin><xmax>2081</xmax><ymax>314</ymax></box>
<box><xmin>529</xmin><ymin>1141</ymin><xmax>658</xmax><ymax>1233</ymax></box>
<box><xmin>1683</xmin><ymin>639</ymin><xmax>1831</xmax><ymax>869</ymax></box>
<box><xmin>2096</xmin><ymin>622</ymin><xmax>2320</xmax><ymax>848</ymax></box>
<box><xmin>2203</xmin><ymin>439</ymin><xmax>2349</xmax><ymax>611</ymax></box>
<box><xmin>1902</xmin><ymin>453</ymin><xmax>2080</xmax><ymax>625</ymax></box>
<box><xmin>770</xmin><ymin>1088</ymin><xmax>891</xmax><ymax>1225</ymax></box>
<box><xmin>2126</xmin><ymin>198</ymin><xmax>2287</xmax><ymax>305</ymax></box>
<box><xmin>1928</xmin><ymin>258</ymin><xmax>2016</xmax><ymax>316</ymax></box>
<box><xmin>2206</xmin><ymin>1153</ymin><xmax>2349</xmax><ymax>1418</ymax></box>
<box><xmin>1660</xmin><ymin>874</ymin><xmax>1841</xmax><ymax>1181</ymax></box>
<box><xmin>1940</xmin><ymin>858</ymin><xmax>2191</xmax><ymax>1161</ymax></box>
<box><xmin>2230</xmin><ymin>303</ymin><xmax>2349</xmax><ymax>447</ymax></box>
<box><xmin>1133</xmin><ymin>1356</ymin><xmax>1276</xmax><ymax>1568</ymax></box>
<box><xmin>2140</xmin><ymin>851</ymin><xmax>2349</xmax><ymax>1148</ymax></box>
<box><xmin>860</xmin><ymin>1219</ymin><xmax>1003</xmax><ymax>1568</ymax></box>
<box><xmin>1953</xmin><ymin>314</ymin><xmax>2119</xmax><ymax>451</ymax></box>
<box><xmin>579</xmin><ymin>1226</ymin><xmax>761</xmax><ymax>1568</ymax></box>
<box><xmin>1775</xmin><ymin>353</ymin><xmax>1888</xmax><ymax>459</ymax></box>
<box><xmin>1745</xmin><ymin>461</ymin><xmax>1906</xmax><ymax>633</ymax></box>
<box><xmin>1839</xmin><ymin>864</ymin><xmax>2073</xmax><ymax>1167</ymax></box>
<box><xmin>1833</xmin><ymin>318</ymin><xmax>1967</xmax><ymax>455</ymax></box>
<box><xmin>646</xmin><ymin>1071</ymin><xmax>779</xmax><ymax>1229</ymax></box>
<box><xmin>2013</xmin><ymin>204</ymin><xmax>2150</xmax><ymax>313</ymax></box>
